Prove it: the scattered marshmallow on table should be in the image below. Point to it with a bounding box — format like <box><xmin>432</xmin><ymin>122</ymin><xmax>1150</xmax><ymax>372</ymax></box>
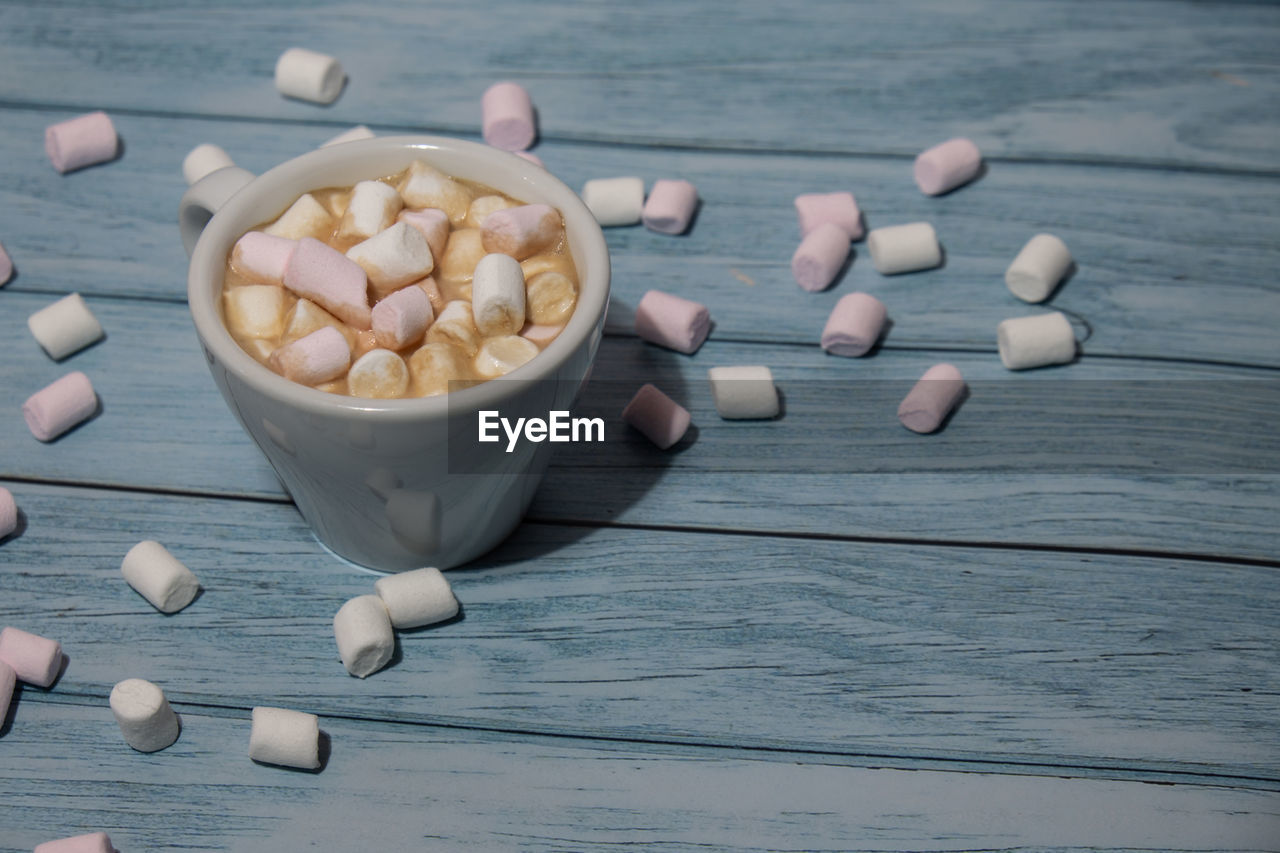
<box><xmin>23</xmin><ymin>371</ymin><xmax>98</xmax><ymax>442</ymax></box>
<box><xmin>482</xmin><ymin>81</ymin><xmax>537</xmax><ymax>151</ymax></box>
<box><xmin>120</xmin><ymin>540</ymin><xmax>201</xmax><ymax>614</ymax></box>
<box><xmin>866</xmin><ymin>222</ymin><xmax>942</xmax><ymax>275</ymax></box>
<box><xmin>346</xmin><ymin>221</ymin><xmax>434</xmax><ymax>299</ymax></box>
<box><xmin>333</xmin><ymin>595</ymin><xmax>395</xmax><ymax>677</ymax></box>
<box><xmin>32</xmin><ymin>831</ymin><xmax>115</xmax><ymax>853</ymax></box>
<box><xmin>337</xmin><ymin>180</ymin><xmax>404</xmax><ymax>242</ymax></box>
<box><xmin>275</xmin><ymin>47</ymin><xmax>345</xmax><ymax>104</ymax></box>
<box><xmin>0</xmin><ymin>239</ymin><xmax>12</xmax><ymax>284</ymax></box>
<box><xmin>914</xmin><ymin>137</ymin><xmax>983</xmax><ymax>196</ymax></box>
<box><xmin>791</xmin><ymin>222</ymin><xmax>850</xmax><ymax>292</ymax></box>
<box><xmin>642</xmin><ymin>179</ymin><xmax>698</xmax><ymax>235</ymax></box>
<box><xmin>271</xmin><ymin>326</ymin><xmax>352</xmax><ymax>386</ymax></box>
<box><xmin>0</xmin><ymin>626</ymin><xmax>63</xmax><ymax>687</ymax></box>
<box><xmin>284</xmin><ymin>237</ymin><xmax>371</xmax><ymax>328</ymax></box>
<box><xmin>634</xmin><ymin>289</ymin><xmax>711</xmax><ymax>355</ymax></box>
<box><xmin>0</xmin><ymin>486</ymin><xmax>16</xmax><ymax>539</ymax></box>
<box><xmin>1006</xmin><ymin>233</ymin><xmax>1073</xmax><ymax>303</ymax></box>
<box><xmin>27</xmin><ymin>293</ymin><xmax>104</xmax><ymax>360</ymax></box>
<box><xmin>347</xmin><ymin>348</ymin><xmax>410</xmax><ymax>398</ymax></box>
<box><xmin>471</xmin><ymin>252</ymin><xmax>526</xmax><ymax>336</ymax></box>
<box><xmin>45</xmin><ymin>111</ymin><xmax>118</xmax><ymax>174</ymax></box>
<box><xmin>110</xmin><ymin>677</ymin><xmax>180</xmax><ymax>752</ymax></box>
<box><xmin>321</xmin><ymin>124</ymin><xmax>375</xmax><ymax>147</ymax></box>
<box><xmin>997</xmin><ymin>311</ymin><xmax>1078</xmax><ymax>370</ymax></box>
<box><xmin>795</xmin><ymin>191</ymin><xmax>864</xmax><ymax>240</ymax></box>
<box><xmin>581</xmin><ymin>177</ymin><xmax>645</xmax><ymax>227</ymax></box>
<box><xmin>373</xmin><ymin>567</ymin><xmax>459</xmax><ymax>629</ymax></box>
<box><xmin>249</xmin><ymin>706</ymin><xmax>321</xmax><ymax>770</ymax></box>
<box><xmin>898</xmin><ymin>363</ymin><xmax>967</xmax><ymax>434</ymax></box>
<box><xmin>231</xmin><ymin>232</ymin><xmax>297</xmax><ymax>284</ymax></box>
<box><xmin>372</xmin><ymin>283</ymin><xmax>434</xmax><ymax>350</ymax></box>
<box><xmin>481</xmin><ymin>204</ymin><xmax>563</xmax><ymax>260</ymax></box>
<box><xmin>182</xmin><ymin>143</ymin><xmax>235</xmax><ymax>185</ymax></box>
<box><xmin>0</xmin><ymin>660</ymin><xmax>13</xmax><ymax>726</ymax></box>
<box><xmin>821</xmin><ymin>292</ymin><xmax>887</xmax><ymax>357</ymax></box>
<box><xmin>708</xmin><ymin>365</ymin><xmax>779</xmax><ymax>420</ymax></box>
<box><xmin>622</xmin><ymin>383</ymin><xmax>692</xmax><ymax>449</ymax></box>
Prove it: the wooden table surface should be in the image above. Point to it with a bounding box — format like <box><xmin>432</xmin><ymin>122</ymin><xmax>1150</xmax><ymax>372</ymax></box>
<box><xmin>2</xmin><ymin>1</ymin><xmax>1278</xmax><ymax>850</ymax></box>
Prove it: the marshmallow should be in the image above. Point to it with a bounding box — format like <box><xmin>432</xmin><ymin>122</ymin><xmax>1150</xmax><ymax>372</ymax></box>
<box><xmin>581</xmin><ymin>177</ymin><xmax>645</xmax><ymax>227</ymax></box>
<box><xmin>27</xmin><ymin>293</ymin><xmax>104</xmax><ymax>360</ymax></box>
<box><xmin>997</xmin><ymin>311</ymin><xmax>1078</xmax><ymax>370</ymax></box>
<box><xmin>333</xmin><ymin>595</ymin><xmax>395</xmax><ymax>677</ymax></box>
<box><xmin>373</xmin><ymin>567</ymin><xmax>459</xmax><ymax>629</ymax></box>
<box><xmin>472</xmin><ymin>253</ymin><xmax>526</xmax><ymax>336</ymax></box>
<box><xmin>0</xmin><ymin>486</ymin><xmax>16</xmax><ymax>539</ymax></box>
<box><xmin>866</xmin><ymin>222</ymin><xmax>942</xmax><ymax>275</ymax></box>
<box><xmin>821</xmin><ymin>292</ymin><xmax>887</xmax><ymax>357</ymax></box>
<box><xmin>346</xmin><ymin>221</ymin><xmax>434</xmax><ymax>299</ymax></box>
<box><xmin>284</xmin><ymin>237</ymin><xmax>371</xmax><ymax>328</ymax></box>
<box><xmin>372</xmin><ymin>283</ymin><xmax>434</xmax><ymax>350</ymax></box>
<box><xmin>708</xmin><ymin>365</ymin><xmax>779</xmax><ymax>420</ymax></box>
<box><xmin>224</xmin><ymin>285</ymin><xmax>287</xmax><ymax>340</ymax></box>
<box><xmin>183</xmin><ymin>143</ymin><xmax>235</xmax><ymax>185</ymax></box>
<box><xmin>0</xmin><ymin>660</ymin><xmax>13</xmax><ymax>727</ymax></box>
<box><xmin>336</xmin><ymin>180</ymin><xmax>404</xmax><ymax>242</ymax></box>
<box><xmin>397</xmin><ymin>208</ymin><xmax>451</xmax><ymax>260</ymax></box>
<box><xmin>436</xmin><ymin>228</ymin><xmax>486</xmax><ymax>291</ymax></box>
<box><xmin>514</xmin><ymin>151</ymin><xmax>544</xmax><ymax>167</ymax></box>
<box><xmin>23</xmin><ymin>371</ymin><xmax>97</xmax><ymax>442</ymax></box>
<box><xmin>264</xmin><ymin>193</ymin><xmax>335</xmax><ymax>241</ymax></box>
<box><xmin>481</xmin><ymin>204</ymin><xmax>563</xmax><ymax>261</ymax></box>
<box><xmin>353</xmin><ymin>328</ymin><xmax>380</xmax><ymax>359</ymax></box>
<box><xmin>474</xmin><ymin>334</ymin><xmax>539</xmax><ymax>378</ymax></box>
<box><xmin>482</xmin><ymin>81</ymin><xmax>537</xmax><ymax>151</ymax></box>
<box><xmin>791</xmin><ymin>222</ymin><xmax>850</xmax><ymax>292</ymax></box>
<box><xmin>1006</xmin><ymin>233</ymin><xmax>1073</xmax><ymax>303</ymax></box>
<box><xmin>426</xmin><ymin>300</ymin><xmax>481</xmax><ymax>354</ymax></box>
<box><xmin>275</xmin><ymin>47</ymin><xmax>345</xmax><ymax>104</ymax></box>
<box><xmin>622</xmin><ymin>383</ymin><xmax>691</xmax><ymax>449</ymax></box>
<box><xmin>398</xmin><ymin>160</ymin><xmax>474</xmax><ymax>225</ymax></box>
<box><xmin>347</xmin><ymin>348</ymin><xmax>410</xmax><ymax>398</ymax></box>
<box><xmin>466</xmin><ymin>194</ymin><xmax>518</xmax><ymax>229</ymax></box>
<box><xmin>271</xmin><ymin>326</ymin><xmax>352</xmax><ymax>386</ymax></box>
<box><xmin>321</xmin><ymin>125</ymin><xmax>375</xmax><ymax>147</ymax></box>
<box><xmin>283</xmin><ymin>299</ymin><xmax>357</xmax><ymax>349</ymax></box>
<box><xmin>634</xmin><ymin>289</ymin><xmax>711</xmax><ymax>354</ymax></box>
<box><xmin>33</xmin><ymin>832</ymin><xmax>114</xmax><ymax>853</ymax></box>
<box><xmin>45</xmin><ymin>111</ymin><xmax>118</xmax><ymax>173</ymax></box>
<box><xmin>0</xmin><ymin>239</ymin><xmax>12</xmax><ymax>284</ymax></box>
<box><xmin>408</xmin><ymin>342</ymin><xmax>475</xmax><ymax>396</ymax></box>
<box><xmin>795</xmin><ymin>191</ymin><xmax>863</xmax><ymax>240</ymax></box>
<box><xmin>231</xmin><ymin>232</ymin><xmax>297</xmax><ymax>284</ymax></box>
<box><xmin>121</xmin><ymin>540</ymin><xmax>201</xmax><ymax>614</ymax></box>
<box><xmin>641</xmin><ymin>179</ymin><xmax>698</xmax><ymax>235</ymax></box>
<box><xmin>526</xmin><ymin>269</ymin><xmax>577</xmax><ymax>325</ymax></box>
<box><xmin>110</xmin><ymin>678</ymin><xmax>180</xmax><ymax>752</ymax></box>
<box><xmin>0</xmin><ymin>626</ymin><xmax>63</xmax><ymax>687</ymax></box>
<box><xmin>417</xmin><ymin>275</ymin><xmax>446</xmax><ymax>314</ymax></box>
<box><xmin>898</xmin><ymin>363</ymin><xmax>967</xmax><ymax>434</ymax></box>
<box><xmin>249</xmin><ymin>706</ymin><xmax>321</xmax><ymax>769</ymax></box>
<box><xmin>520</xmin><ymin>322</ymin><xmax>563</xmax><ymax>347</ymax></box>
<box><xmin>914</xmin><ymin>137</ymin><xmax>983</xmax><ymax>196</ymax></box>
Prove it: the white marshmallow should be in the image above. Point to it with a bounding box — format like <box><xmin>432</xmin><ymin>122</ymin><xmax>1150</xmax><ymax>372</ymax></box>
<box><xmin>333</xmin><ymin>595</ymin><xmax>395</xmax><ymax>678</ymax></box>
<box><xmin>426</xmin><ymin>300</ymin><xmax>480</xmax><ymax>355</ymax></box>
<box><xmin>397</xmin><ymin>208</ymin><xmax>451</xmax><ymax>261</ymax></box>
<box><xmin>997</xmin><ymin>311</ymin><xmax>1078</xmax><ymax>370</ymax></box>
<box><xmin>465</xmin><ymin>194</ymin><xmax>518</xmax><ymax>229</ymax></box>
<box><xmin>249</xmin><ymin>706</ymin><xmax>321</xmax><ymax>769</ymax></box>
<box><xmin>581</xmin><ymin>177</ymin><xmax>645</xmax><ymax>227</ymax></box>
<box><xmin>474</xmin><ymin>334</ymin><xmax>539</xmax><ymax>378</ymax></box>
<box><xmin>408</xmin><ymin>342</ymin><xmax>475</xmax><ymax>397</ymax></box>
<box><xmin>320</xmin><ymin>125</ymin><xmax>375</xmax><ymax>148</ymax></box>
<box><xmin>347</xmin><ymin>348</ymin><xmax>410</xmax><ymax>398</ymax></box>
<box><xmin>121</xmin><ymin>540</ymin><xmax>201</xmax><ymax>614</ymax></box>
<box><xmin>336</xmin><ymin>180</ymin><xmax>404</xmax><ymax>242</ymax></box>
<box><xmin>435</xmin><ymin>228</ymin><xmax>486</xmax><ymax>290</ymax></box>
<box><xmin>346</xmin><ymin>221</ymin><xmax>435</xmax><ymax>298</ymax></box>
<box><xmin>398</xmin><ymin>160</ymin><xmax>473</xmax><ymax>225</ymax></box>
<box><xmin>374</xmin><ymin>567</ymin><xmax>458</xmax><ymax>629</ymax></box>
<box><xmin>110</xmin><ymin>678</ymin><xmax>180</xmax><ymax>752</ymax></box>
<box><xmin>224</xmin><ymin>285</ymin><xmax>287</xmax><ymax>340</ymax></box>
<box><xmin>471</xmin><ymin>252</ymin><xmax>526</xmax><ymax>336</ymax></box>
<box><xmin>525</xmin><ymin>269</ymin><xmax>577</xmax><ymax>325</ymax></box>
<box><xmin>708</xmin><ymin>365</ymin><xmax>779</xmax><ymax>420</ymax></box>
<box><xmin>27</xmin><ymin>293</ymin><xmax>104</xmax><ymax>360</ymax></box>
<box><xmin>866</xmin><ymin>222</ymin><xmax>942</xmax><ymax>275</ymax></box>
<box><xmin>1006</xmin><ymin>233</ymin><xmax>1073</xmax><ymax>303</ymax></box>
<box><xmin>182</xmin><ymin>143</ymin><xmax>235</xmax><ymax>185</ymax></box>
<box><xmin>264</xmin><ymin>193</ymin><xmax>334</xmax><ymax>241</ymax></box>
<box><xmin>275</xmin><ymin>47</ymin><xmax>345</xmax><ymax>104</ymax></box>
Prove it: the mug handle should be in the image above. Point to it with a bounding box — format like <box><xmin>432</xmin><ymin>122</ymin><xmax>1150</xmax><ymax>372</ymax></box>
<box><xmin>178</xmin><ymin>166</ymin><xmax>256</xmax><ymax>257</ymax></box>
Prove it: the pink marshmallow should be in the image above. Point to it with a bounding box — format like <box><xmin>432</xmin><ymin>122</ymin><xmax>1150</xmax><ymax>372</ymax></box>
<box><xmin>519</xmin><ymin>322</ymin><xmax>563</xmax><ymax>347</ymax></box>
<box><xmin>791</xmin><ymin>222</ymin><xmax>850</xmax><ymax>292</ymax></box>
<box><xmin>482</xmin><ymin>81</ymin><xmax>537</xmax><ymax>151</ymax></box>
<box><xmin>622</xmin><ymin>383</ymin><xmax>691</xmax><ymax>450</ymax></box>
<box><xmin>372</xmin><ymin>284</ymin><xmax>434</xmax><ymax>350</ymax></box>
<box><xmin>642</xmin><ymin>179</ymin><xmax>699</xmax><ymax>235</ymax></box>
<box><xmin>634</xmin><ymin>289</ymin><xmax>711</xmax><ymax>354</ymax></box>
<box><xmin>795</xmin><ymin>192</ymin><xmax>864</xmax><ymax>240</ymax></box>
<box><xmin>898</xmin><ymin>363</ymin><xmax>967</xmax><ymax>434</ymax></box>
<box><xmin>821</xmin><ymin>292</ymin><xmax>887</xmax><ymax>357</ymax></box>
<box><xmin>0</xmin><ymin>486</ymin><xmax>15</xmax><ymax>539</ymax></box>
<box><xmin>34</xmin><ymin>832</ymin><xmax>115</xmax><ymax>853</ymax></box>
<box><xmin>914</xmin><ymin>137</ymin><xmax>982</xmax><ymax>196</ymax></box>
<box><xmin>0</xmin><ymin>626</ymin><xmax>63</xmax><ymax>687</ymax></box>
<box><xmin>0</xmin><ymin>239</ymin><xmax>12</xmax><ymax>284</ymax></box>
<box><xmin>397</xmin><ymin>208</ymin><xmax>450</xmax><ymax>261</ymax></box>
<box><xmin>283</xmin><ymin>237</ymin><xmax>371</xmax><ymax>329</ymax></box>
<box><xmin>270</xmin><ymin>326</ymin><xmax>351</xmax><ymax>386</ymax></box>
<box><xmin>24</xmin><ymin>371</ymin><xmax>97</xmax><ymax>442</ymax></box>
<box><xmin>514</xmin><ymin>151</ymin><xmax>544</xmax><ymax>168</ymax></box>
<box><xmin>231</xmin><ymin>232</ymin><xmax>298</xmax><ymax>284</ymax></box>
<box><xmin>481</xmin><ymin>203</ymin><xmax>562</xmax><ymax>260</ymax></box>
<box><xmin>1</xmin><ymin>660</ymin><xmax>14</xmax><ymax>724</ymax></box>
<box><xmin>45</xmin><ymin>111</ymin><xmax>119</xmax><ymax>174</ymax></box>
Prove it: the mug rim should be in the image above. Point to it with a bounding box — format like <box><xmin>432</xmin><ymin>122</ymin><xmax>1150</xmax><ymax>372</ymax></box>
<box><xmin>187</xmin><ymin>134</ymin><xmax>610</xmax><ymax>421</ymax></box>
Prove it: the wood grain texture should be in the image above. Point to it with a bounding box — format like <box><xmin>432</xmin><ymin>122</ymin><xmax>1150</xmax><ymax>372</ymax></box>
<box><xmin>3</xmin><ymin>483</ymin><xmax>1277</xmax><ymax>782</ymax></box>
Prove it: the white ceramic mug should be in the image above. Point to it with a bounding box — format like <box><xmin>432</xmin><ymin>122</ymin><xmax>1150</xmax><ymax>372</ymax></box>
<box><xmin>180</xmin><ymin>136</ymin><xmax>610</xmax><ymax>570</ymax></box>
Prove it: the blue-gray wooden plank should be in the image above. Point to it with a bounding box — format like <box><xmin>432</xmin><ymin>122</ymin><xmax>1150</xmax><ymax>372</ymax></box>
<box><xmin>2</xmin><ymin>483</ymin><xmax>1277</xmax><ymax>782</ymax></box>
<box><xmin>1</xmin><ymin>0</ymin><xmax>1278</xmax><ymax>173</ymax></box>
